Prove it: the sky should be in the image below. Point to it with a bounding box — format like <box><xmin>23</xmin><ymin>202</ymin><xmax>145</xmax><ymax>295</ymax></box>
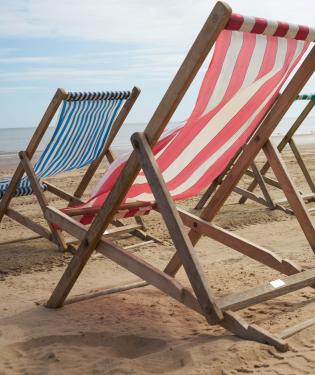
<box><xmin>0</xmin><ymin>0</ymin><xmax>314</xmax><ymax>129</ymax></box>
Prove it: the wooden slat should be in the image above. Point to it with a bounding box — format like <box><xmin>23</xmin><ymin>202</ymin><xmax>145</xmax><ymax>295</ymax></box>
<box><xmin>289</xmin><ymin>138</ymin><xmax>315</xmax><ymax>193</ymax></box>
<box><xmin>64</xmin><ymin>281</ymin><xmax>148</xmax><ymax>305</ymax></box>
<box><xmin>0</xmin><ymin>89</ymin><xmax>66</xmax><ymax>221</ymax></box>
<box><xmin>217</xmin><ymin>268</ymin><xmax>315</xmax><ymax>311</ymax></box>
<box><xmin>177</xmin><ymin>208</ymin><xmax>302</xmax><ymax>276</ymax></box>
<box><xmin>123</xmin><ymin>240</ymin><xmax>155</xmax><ymax>250</ymax></box>
<box><xmin>250</xmin><ymin>162</ymin><xmax>275</xmax><ymax>208</ymax></box>
<box><xmin>195</xmin><ymin>149</ymin><xmax>241</xmax><ymax>210</ymax></box>
<box><xmin>240</xmin><ymin>99</ymin><xmax>315</xmax><ymax>203</ymax></box>
<box><xmin>103</xmin><ymin>223</ymin><xmax>142</xmax><ymax>236</ymax></box>
<box><xmin>44</xmin><ymin>206</ymin><xmax>202</xmax><ymax>314</ymax></box>
<box><xmin>245</xmin><ymin>170</ymin><xmax>282</xmax><ymax>189</ymax></box>
<box><xmin>275</xmin><ymin>192</ymin><xmax>315</xmax><ymax>205</ymax></box>
<box><xmin>0</xmin><ymin>235</ymin><xmax>42</xmax><ymax>246</ymax></box>
<box><xmin>6</xmin><ymin>208</ymin><xmax>52</xmax><ymax>241</ymax></box>
<box><xmin>279</xmin><ymin>316</ymin><xmax>315</xmax><ymax>339</ymax></box>
<box><xmin>233</xmin><ymin>186</ymin><xmax>273</xmax><ymax>207</ymax></box>
<box><xmin>45</xmin><ymin>182</ymin><xmax>83</xmax><ymax>204</ymax></box>
<box><xmin>263</xmin><ymin>140</ymin><xmax>315</xmax><ymax>252</ymax></box>
<box><xmin>19</xmin><ymin>152</ymin><xmax>66</xmax><ymax>250</ymax></box>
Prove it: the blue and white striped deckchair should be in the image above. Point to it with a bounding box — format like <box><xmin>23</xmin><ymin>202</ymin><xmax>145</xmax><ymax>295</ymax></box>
<box><xmin>0</xmin><ymin>87</ymin><xmax>140</xmax><ymax>247</ymax></box>
<box><xmin>0</xmin><ymin>90</ymin><xmax>133</xmax><ymax>198</ymax></box>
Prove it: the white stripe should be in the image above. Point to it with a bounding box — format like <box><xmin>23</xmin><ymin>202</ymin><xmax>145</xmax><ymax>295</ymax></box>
<box><xmin>157</xmin><ymin>41</ymin><xmax>306</xmax><ymax>198</ymax></box>
<box><xmin>202</xmin><ymin>31</ymin><xmax>243</xmax><ymax>115</ymax></box>
<box><xmin>285</xmin><ymin>24</ymin><xmax>299</xmax><ymax>39</ymax></box>
<box><xmin>135</xmin><ymin>37</ymin><xmax>289</xmax><ymax>186</ymax></box>
<box><xmin>263</xmin><ymin>20</ymin><xmax>278</xmax><ymax>36</ymax></box>
<box><xmin>241</xmin><ymin>34</ymin><xmax>267</xmax><ymax>88</ymax></box>
<box><xmin>239</xmin><ymin>16</ymin><xmax>256</xmax><ymax>33</ymax></box>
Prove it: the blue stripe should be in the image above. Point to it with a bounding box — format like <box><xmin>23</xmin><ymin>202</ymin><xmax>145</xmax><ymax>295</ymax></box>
<box><xmin>0</xmin><ymin>91</ymin><xmax>130</xmax><ymax>198</ymax></box>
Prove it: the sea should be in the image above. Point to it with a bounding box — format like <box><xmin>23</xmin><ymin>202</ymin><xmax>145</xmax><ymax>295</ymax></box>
<box><xmin>0</xmin><ymin>117</ymin><xmax>314</xmax><ymax>158</ymax></box>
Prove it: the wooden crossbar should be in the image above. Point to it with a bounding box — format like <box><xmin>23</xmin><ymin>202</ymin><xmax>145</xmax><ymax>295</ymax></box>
<box><xmin>238</xmin><ymin>99</ymin><xmax>315</xmax><ymax>207</ymax></box>
<box><xmin>218</xmin><ymin>268</ymin><xmax>315</xmax><ymax>311</ymax></box>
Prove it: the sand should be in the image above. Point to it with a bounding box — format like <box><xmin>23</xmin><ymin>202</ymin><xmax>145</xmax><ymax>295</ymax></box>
<box><xmin>1</xmin><ymin>145</ymin><xmax>315</xmax><ymax>374</ymax></box>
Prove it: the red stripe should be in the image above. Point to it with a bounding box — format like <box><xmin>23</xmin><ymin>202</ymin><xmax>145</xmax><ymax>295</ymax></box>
<box><xmin>153</xmin><ymin>33</ymin><xmax>257</xmax><ymax>192</ymax></box>
<box><xmin>127</xmin><ymin>37</ymin><xmax>284</xmax><ymax>198</ymax></box>
<box><xmin>295</xmin><ymin>25</ymin><xmax>309</xmax><ymax>40</ymax></box>
<box><xmin>225</xmin><ymin>13</ymin><xmax>313</xmax><ymax>41</ymax></box>
<box><xmin>172</xmin><ymin>41</ymin><xmax>309</xmax><ymax>200</ymax></box>
<box><xmin>251</xmin><ymin>17</ymin><xmax>268</xmax><ymax>34</ymax></box>
<box><xmin>78</xmin><ymin>37</ymin><xmax>309</xmax><ymax>222</ymax></box>
<box><xmin>274</xmin><ymin>21</ymin><xmax>290</xmax><ymax>37</ymax></box>
<box><xmin>157</xmin><ymin>41</ymin><xmax>285</xmax><ymax>195</ymax></box>
<box><xmin>128</xmin><ymin>39</ymin><xmax>303</xmax><ymax>199</ymax></box>
<box><xmin>225</xmin><ymin>14</ymin><xmax>244</xmax><ymax>31</ymax></box>
<box><xmin>141</xmin><ymin>30</ymin><xmax>232</xmax><ymax>177</ymax></box>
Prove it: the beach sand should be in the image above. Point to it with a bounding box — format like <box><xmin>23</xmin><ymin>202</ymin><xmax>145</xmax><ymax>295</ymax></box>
<box><xmin>1</xmin><ymin>144</ymin><xmax>315</xmax><ymax>374</ymax></box>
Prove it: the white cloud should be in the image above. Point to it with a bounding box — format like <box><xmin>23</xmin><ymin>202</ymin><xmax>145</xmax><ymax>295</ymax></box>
<box><xmin>1</xmin><ymin>0</ymin><xmax>313</xmax><ymax>46</ymax></box>
<box><xmin>0</xmin><ymin>0</ymin><xmax>314</xmax><ymax>123</ymax></box>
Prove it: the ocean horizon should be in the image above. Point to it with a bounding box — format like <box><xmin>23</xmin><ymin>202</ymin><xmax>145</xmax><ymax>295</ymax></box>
<box><xmin>0</xmin><ymin>117</ymin><xmax>315</xmax><ymax>156</ymax></box>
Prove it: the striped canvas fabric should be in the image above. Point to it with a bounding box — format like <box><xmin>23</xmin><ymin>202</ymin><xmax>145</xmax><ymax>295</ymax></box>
<box><xmin>0</xmin><ymin>91</ymin><xmax>130</xmax><ymax>199</ymax></box>
<box><xmin>65</xmin><ymin>14</ymin><xmax>312</xmax><ymax>224</ymax></box>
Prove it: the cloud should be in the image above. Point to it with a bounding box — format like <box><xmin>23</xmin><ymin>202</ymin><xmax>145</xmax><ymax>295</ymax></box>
<box><xmin>0</xmin><ymin>46</ymin><xmax>185</xmax><ymax>86</ymax></box>
<box><xmin>0</xmin><ymin>0</ymin><xmax>314</xmax><ymax>46</ymax></box>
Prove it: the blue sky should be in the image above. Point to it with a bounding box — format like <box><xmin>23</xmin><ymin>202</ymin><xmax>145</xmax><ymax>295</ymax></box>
<box><xmin>0</xmin><ymin>0</ymin><xmax>314</xmax><ymax>129</ymax></box>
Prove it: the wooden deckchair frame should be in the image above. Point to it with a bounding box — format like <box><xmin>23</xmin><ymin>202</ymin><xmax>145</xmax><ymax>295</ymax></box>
<box><xmin>196</xmin><ymin>96</ymin><xmax>315</xmax><ymax>212</ymax></box>
<box><xmin>43</xmin><ymin>2</ymin><xmax>315</xmax><ymax>350</ymax></box>
<box><xmin>0</xmin><ymin>86</ymin><xmax>142</xmax><ymax>249</ymax></box>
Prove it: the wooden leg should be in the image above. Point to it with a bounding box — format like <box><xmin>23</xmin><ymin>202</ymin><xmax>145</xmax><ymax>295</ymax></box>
<box><xmin>19</xmin><ymin>152</ymin><xmax>67</xmax><ymax>251</ymax></box>
<box><xmin>195</xmin><ymin>176</ymin><xmax>222</xmax><ymax>210</ymax></box>
<box><xmin>6</xmin><ymin>208</ymin><xmax>53</xmax><ymax>242</ymax></box>
<box><xmin>0</xmin><ymin>89</ymin><xmax>65</xmax><ymax>222</ymax></box>
<box><xmin>131</xmin><ymin>132</ymin><xmax>223</xmax><ymax>324</ymax></box>
<box><xmin>195</xmin><ymin>150</ymin><xmax>241</xmax><ymax>210</ymax></box>
<box><xmin>222</xmin><ymin>311</ymin><xmax>289</xmax><ymax>352</ymax></box>
<box><xmin>289</xmin><ymin>138</ymin><xmax>315</xmax><ymax>193</ymax></box>
<box><xmin>263</xmin><ymin>141</ymin><xmax>315</xmax><ymax>252</ymax></box>
<box><xmin>0</xmin><ymin>162</ymin><xmax>25</xmax><ymax>222</ymax></box>
<box><xmin>45</xmin><ymin>206</ymin><xmax>201</xmax><ymax>314</ymax></box>
<box><xmin>245</xmin><ymin>169</ymin><xmax>282</xmax><ymax>190</ymax></box>
<box><xmin>240</xmin><ymin>100</ymin><xmax>315</xmax><ymax>204</ymax></box>
<box><xmin>250</xmin><ymin>162</ymin><xmax>276</xmax><ymax>209</ymax></box>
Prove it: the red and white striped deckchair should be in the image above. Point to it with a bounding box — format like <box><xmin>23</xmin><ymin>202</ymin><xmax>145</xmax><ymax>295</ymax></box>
<box><xmin>44</xmin><ymin>2</ymin><xmax>315</xmax><ymax>350</ymax></box>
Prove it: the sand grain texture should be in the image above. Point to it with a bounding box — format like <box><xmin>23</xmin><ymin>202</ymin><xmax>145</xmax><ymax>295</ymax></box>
<box><xmin>1</xmin><ymin>146</ymin><xmax>315</xmax><ymax>374</ymax></box>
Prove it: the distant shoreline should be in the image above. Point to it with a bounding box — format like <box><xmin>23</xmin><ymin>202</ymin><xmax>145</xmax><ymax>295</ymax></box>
<box><xmin>0</xmin><ymin>146</ymin><xmax>130</xmax><ymax>170</ymax></box>
<box><xmin>0</xmin><ymin>134</ymin><xmax>314</xmax><ymax>171</ymax></box>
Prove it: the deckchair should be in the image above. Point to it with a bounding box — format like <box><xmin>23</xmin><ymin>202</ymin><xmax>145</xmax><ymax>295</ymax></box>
<box><xmin>43</xmin><ymin>2</ymin><xmax>315</xmax><ymax>350</ymax></box>
<box><xmin>239</xmin><ymin>93</ymin><xmax>315</xmax><ymax>211</ymax></box>
<box><xmin>0</xmin><ymin>87</ymin><xmax>142</xmax><ymax>249</ymax></box>
<box><xmin>196</xmin><ymin>93</ymin><xmax>315</xmax><ymax>212</ymax></box>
